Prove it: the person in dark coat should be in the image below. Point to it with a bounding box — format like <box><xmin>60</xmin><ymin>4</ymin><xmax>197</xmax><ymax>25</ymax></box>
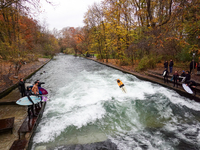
<box><xmin>25</xmin><ymin>86</ymin><xmax>37</xmax><ymax>119</ymax></box>
<box><xmin>163</xmin><ymin>68</ymin><xmax>169</xmax><ymax>83</ymax></box>
<box><xmin>18</xmin><ymin>78</ymin><xmax>26</xmax><ymax>97</ymax></box>
<box><xmin>169</xmin><ymin>60</ymin><xmax>174</xmax><ymax>73</ymax></box>
<box><xmin>185</xmin><ymin>71</ymin><xmax>191</xmax><ymax>83</ymax></box>
<box><xmin>190</xmin><ymin>60</ymin><xmax>197</xmax><ymax>74</ymax></box>
<box><xmin>186</xmin><ymin>80</ymin><xmax>197</xmax><ymax>95</ymax></box>
<box><xmin>173</xmin><ymin>71</ymin><xmax>179</xmax><ymax>87</ymax></box>
<box><xmin>164</xmin><ymin>61</ymin><xmax>168</xmax><ymax>70</ymax></box>
<box><xmin>36</xmin><ymin>80</ymin><xmax>45</xmax><ymax>87</ymax></box>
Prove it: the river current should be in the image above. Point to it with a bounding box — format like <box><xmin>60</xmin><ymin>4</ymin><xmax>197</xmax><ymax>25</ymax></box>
<box><xmin>28</xmin><ymin>54</ymin><xmax>200</xmax><ymax>150</ymax></box>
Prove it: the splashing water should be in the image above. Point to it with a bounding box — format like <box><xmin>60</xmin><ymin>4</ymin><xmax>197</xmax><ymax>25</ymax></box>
<box><xmin>28</xmin><ymin>54</ymin><xmax>200</xmax><ymax>150</ymax></box>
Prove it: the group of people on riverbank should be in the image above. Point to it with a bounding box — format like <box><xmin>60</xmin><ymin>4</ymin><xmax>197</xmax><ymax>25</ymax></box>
<box><xmin>18</xmin><ymin>78</ymin><xmax>45</xmax><ymax>118</ymax></box>
<box><xmin>163</xmin><ymin>60</ymin><xmax>198</xmax><ymax>95</ymax></box>
<box><xmin>164</xmin><ymin>60</ymin><xmax>200</xmax><ymax>75</ymax></box>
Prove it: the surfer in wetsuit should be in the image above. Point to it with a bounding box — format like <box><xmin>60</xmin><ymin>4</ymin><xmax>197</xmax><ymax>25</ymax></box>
<box><xmin>186</xmin><ymin>80</ymin><xmax>197</xmax><ymax>95</ymax></box>
<box><xmin>18</xmin><ymin>78</ymin><xmax>26</xmax><ymax>97</ymax></box>
<box><xmin>25</xmin><ymin>86</ymin><xmax>37</xmax><ymax>118</ymax></box>
<box><xmin>117</xmin><ymin>79</ymin><xmax>126</xmax><ymax>93</ymax></box>
<box><xmin>36</xmin><ymin>80</ymin><xmax>45</xmax><ymax>87</ymax></box>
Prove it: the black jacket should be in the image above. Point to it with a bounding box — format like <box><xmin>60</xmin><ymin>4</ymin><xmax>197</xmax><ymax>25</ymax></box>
<box><xmin>185</xmin><ymin>74</ymin><xmax>191</xmax><ymax>83</ymax></box>
<box><xmin>180</xmin><ymin>72</ymin><xmax>186</xmax><ymax>77</ymax></box>
<box><xmin>164</xmin><ymin>62</ymin><xmax>168</xmax><ymax>68</ymax></box>
<box><xmin>190</xmin><ymin>61</ymin><xmax>196</xmax><ymax>69</ymax></box>
<box><xmin>186</xmin><ymin>80</ymin><xmax>197</xmax><ymax>87</ymax></box>
<box><xmin>173</xmin><ymin>73</ymin><xmax>179</xmax><ymax>80</ymax></box>
<box><xmin>169</xmin><ymin>61</ymin><xmax>174</xmax><ymax>67</ymax></box>
<box><xmin>18</xmin><ymin>81</ymin><xmax>25</xmax><ymax>92</ymax></box>
<box><xmin>38</xmin><ymin>82</ymin><xmax>45</xmax><ymax>87</ymax></box>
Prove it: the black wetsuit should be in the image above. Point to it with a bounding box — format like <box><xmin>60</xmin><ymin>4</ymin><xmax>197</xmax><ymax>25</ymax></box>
<box><xmin>38</xmin><ymin>82</ymin><xmax>45</xmax><ymax>87</ymax></box>
<box><xmin>173</xmin><ymin>73</ymin><xmax>179</xmax><ymax>87</ymax></box>
<box><xmin>25</xmin><ymin>89</ymin><xmax>36</xmax><ymax>118</ymax></box>
<box><xmin>18</xmin><ymin>80</ymin><xmax>26</xmax><ymax>97</ymax></box>
<box><xmin>186</xmin><ymin>80</ymin><xmax>197</xmax><ymax>95</ymax></box>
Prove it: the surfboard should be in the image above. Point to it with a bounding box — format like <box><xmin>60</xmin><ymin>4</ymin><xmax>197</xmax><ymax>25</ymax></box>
<box><xmin>39</xmin><ymin>87</ymin><xmax>48</xmax><ymax>95</ymax></box>
<box><xmin>41</xmin><ymin>96</ymin><xmax>49</xmax><ymax>102</ymax></box>
<box><xmin>182</xmin><ymin>84</ymin><xmax>193</xmax><ymax>94</ymax></box>
<box><xmin>163</xmin><ymin>71</ymin><xmax>166</xmax><ymax>76</ymax></box>
<box><xmin>121</xmin><ymin>86</ymin><xmax>127</xmax><ymax>93</ymax></box>
<box><xmin>25</xmin><ymin>83</ymin><xmax>32</xmax><ymax>89</ymax></box>
<box><xmin>16</xmin><ymin>96</ymin><xmax>41</xmax><ymax>106</ymax></box>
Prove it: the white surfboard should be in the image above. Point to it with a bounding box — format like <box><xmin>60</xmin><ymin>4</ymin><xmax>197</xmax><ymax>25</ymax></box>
<box><xmin>163</xmin><ymin>71</ymin><xmax>166</xmax><ymax>76</ymax></box>
<box><xmin>121</xmin><ymin>86</ymin><xmax>127</xmax><ymax>93</ymax></box>
<box><xmin>25</xmin><ymin>83</ymin><xmax>32</xmax><ymax>89</ymax></box>
<box><xmin>16</xmin><ymin>96</ymin><xmax>42</xmax><ymax>106</ymax></box>
<box><xmin>182</xmin><ymin>84</ymin><xmax>193</xmax><ymax>94</ymax></box>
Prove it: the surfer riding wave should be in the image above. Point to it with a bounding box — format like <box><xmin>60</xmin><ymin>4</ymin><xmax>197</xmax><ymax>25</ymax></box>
<box><xmin>117</xmin><ymin>79</ymin><xmax>127</xmax><ymax>93</ymax></box>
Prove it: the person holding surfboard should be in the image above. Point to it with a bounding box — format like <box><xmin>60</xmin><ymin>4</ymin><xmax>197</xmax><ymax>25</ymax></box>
<box><xmin>163</xmin><ymin>68</ymin><xmax>169</xmax><ymax>83</ymax></box>
<box><xmin>36</xmin><ymin>80</ymin><xmax>45</xmax><ymax>87</ymax></box>
<box><xmin>117</xmin><ymin>79</ymin><xmax>126</xmax><ymax>93</ymax></box>
<box><xmin>26</xmin><ymin>86</ymin><xmax>37</xmax><ymax>118</ymax></box>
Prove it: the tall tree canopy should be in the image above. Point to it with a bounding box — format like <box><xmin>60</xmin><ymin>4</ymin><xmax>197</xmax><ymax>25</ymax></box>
<box><xmin>81</xmin><ymin>0</ymin><xmax>200</xmax><ymax>66</ymax></box>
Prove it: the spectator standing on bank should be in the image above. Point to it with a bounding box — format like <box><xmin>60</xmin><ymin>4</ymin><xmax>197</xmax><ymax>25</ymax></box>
<box><xmin>169</xmin><ymin>60</ymin><xmax>174</xmax><ymax>73</ymax></box>
<box><xmin>190</xmin><ymin>60</ymin><xmax>197</xmax><ymax>74</ymax></box>
<box><xmin>173</xmin><ymin>71</ymin><xmax>179</xmax><ymax>88</ymax></box>
<box><xmin>18</xmin><ymin>78</ymin><xmax>26</xmax><ymax>97</ymax></box>
<box><xmin>164</xmin><ymin>61</ymin><xmax>168</xmax><ymax>70</ymax></box>
<box><xmin>197</xmin><ymin>62</ymin><xmax>200</xmax><ymax>76</ymax></box>
<box><xmin>163</xmin><ymin>68</ymin><xmax>169</xmax><ymax>83</ymax></box>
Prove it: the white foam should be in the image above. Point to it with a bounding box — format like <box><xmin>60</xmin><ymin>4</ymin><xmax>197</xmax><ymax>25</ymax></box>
<box><xmin>31</xmin><ymin>55</ymin><xmax>200</xmax><ymax>149</ymax></box>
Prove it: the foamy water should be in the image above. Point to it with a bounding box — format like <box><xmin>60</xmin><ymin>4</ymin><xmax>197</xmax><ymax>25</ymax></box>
<box><xmin>27</xmin><ymin>54</ymin><xmax>200</xmax><ymax>150</ymax></box>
